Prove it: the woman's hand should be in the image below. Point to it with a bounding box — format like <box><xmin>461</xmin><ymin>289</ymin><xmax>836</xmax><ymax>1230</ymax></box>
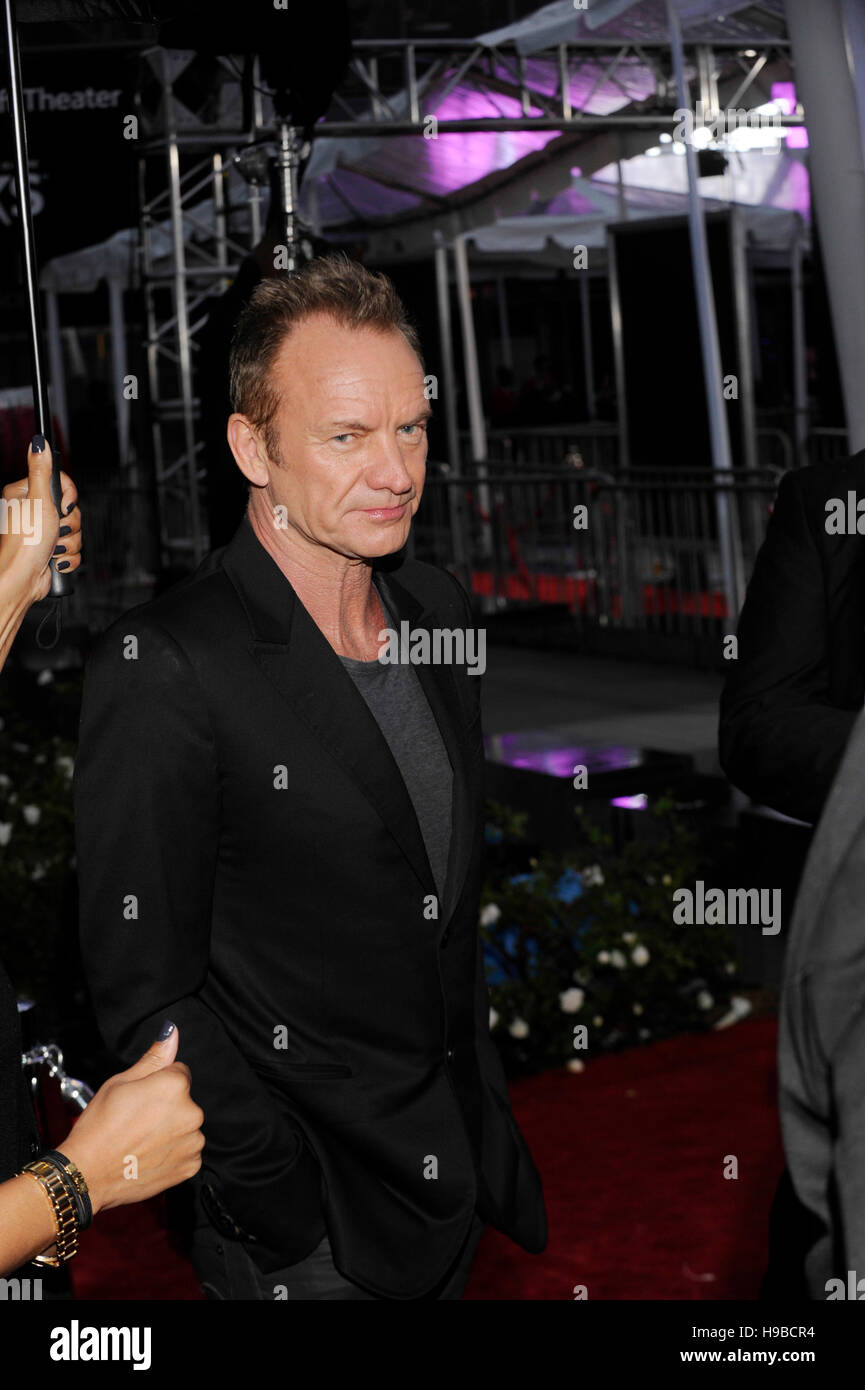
<box><xmin>59</xmin><ymin>1024</ymin><xmax>205</xmax><ymax>1216</ymax></box>
<box><xmin>0</xmin><ymin>435</ymin><xmax>82</xmax><ymax>607</ymax></box>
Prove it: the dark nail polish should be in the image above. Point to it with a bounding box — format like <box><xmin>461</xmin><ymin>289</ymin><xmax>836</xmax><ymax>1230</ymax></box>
<box><xmin>31</xmin><ymin>434</ymin><xmax>45</xmax><ymax>453</ymax></box>
<box><xmin>52</xmin><ymin>544</ymin><xmax>66</xmax><ymax>555</ymax></box>
<box><xmin>64</xmin><ymin>502</ymin><xmax>76</xmax><ymax>515</ymax></box>
<box><xmin>157</xmin><ymin>1020</ymin><xmax>176</xmax><ymax>1041</ymax></box>
<box><xmin>58</xmin><ymin>525</ymin><xmax>71</xmax><ymax>537</ymax></box>
<box><xmin>56</xmin><ymin>560</ymin><xmax>70</xmax><ymax>570</ymax></box>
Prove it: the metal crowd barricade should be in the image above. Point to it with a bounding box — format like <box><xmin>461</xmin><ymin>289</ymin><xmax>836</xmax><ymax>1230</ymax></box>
<box><xmin>414</xmin><ymin>465</ymin><xmax>783</xmax><ymax>646</ymax></box>
<box><xmin>458</xmin><ymin>423</ymin><xmax>620</xmax><ymax>474</ymax></box>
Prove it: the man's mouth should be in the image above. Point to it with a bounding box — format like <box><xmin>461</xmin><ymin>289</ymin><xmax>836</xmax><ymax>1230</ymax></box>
<box><xmin>361</xmin><ymin>501</ymin><xmax>411</xmax><ymax>520</ymax></box>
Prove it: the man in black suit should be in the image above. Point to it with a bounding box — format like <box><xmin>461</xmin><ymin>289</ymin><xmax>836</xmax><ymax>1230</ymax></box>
<box><xmin>720</xmin><ymin>452</ymin><xmax>865</xmax><ymax>825</ymax></box>
<box><xmin>74</xmin><ymin>254</ymin><xmax>546</xmax><ymax>1300</ymax></box>
<box><xmin>719</xmin><ymin>451</ymin><xmax>865</xmax><ymax>1299</ymax></box>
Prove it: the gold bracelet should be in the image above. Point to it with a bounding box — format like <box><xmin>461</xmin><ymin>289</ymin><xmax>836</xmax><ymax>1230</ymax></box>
<box><xmin>20</xmin><ymin>1160</ymin><xmax>80</xmax><ymax>1265</ymax></box>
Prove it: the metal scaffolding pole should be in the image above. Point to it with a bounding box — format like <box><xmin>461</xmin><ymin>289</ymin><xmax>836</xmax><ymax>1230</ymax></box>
<box><xmin>453</xmin><ymin>233</ymin><xmax>494</xmax><ymax>607</ymax></box>
<box><xmin>433</xmin><ymin>237</ymin><xmax>468</xmax><ymax>586</ymax></box>
<box><xmin>665</xmin><ymin>0</ymin><xmax>743</xmax><ymax>620</ymax></box>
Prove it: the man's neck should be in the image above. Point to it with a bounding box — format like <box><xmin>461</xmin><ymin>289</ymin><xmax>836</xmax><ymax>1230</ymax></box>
<box><xmin>247</xmin><ymin>492</ymin><xmax>386</xmax><ymax>660</ymax></box>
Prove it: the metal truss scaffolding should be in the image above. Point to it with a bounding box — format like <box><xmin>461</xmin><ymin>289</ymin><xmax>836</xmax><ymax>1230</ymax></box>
<box><xmin>136</xmin><ymin>33</ymin><xmax>800</xmax><ymax>566</ymax></box>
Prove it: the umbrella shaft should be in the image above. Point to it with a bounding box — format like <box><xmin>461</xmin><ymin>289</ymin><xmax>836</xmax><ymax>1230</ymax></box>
<box><xmin>3</xmin><ymin>0</ymin><xmax>50</xmax><ymax>438</ymax></box>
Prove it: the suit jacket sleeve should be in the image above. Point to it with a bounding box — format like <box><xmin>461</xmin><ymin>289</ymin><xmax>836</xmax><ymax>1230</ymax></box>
<box><xmin>74</xmin><ymin>617</ymin><xmax>323</xmax><ymax>1263</ymax></box>
<box><xmin>718</xmin><ymin>469</ymin><xmax>858</xmax><ymax>824</ymax></box>
<box><xmin>828</xmin><ymin>995</ymin><xmax>865</xmax><ymax>1287</ymax></box>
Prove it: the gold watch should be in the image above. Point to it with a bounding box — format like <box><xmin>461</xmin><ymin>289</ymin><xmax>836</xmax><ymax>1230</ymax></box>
<box><xmin>20</xmin><ymin>1158</ymin><xmax>80</xmax><ymax>1265</ymax></box>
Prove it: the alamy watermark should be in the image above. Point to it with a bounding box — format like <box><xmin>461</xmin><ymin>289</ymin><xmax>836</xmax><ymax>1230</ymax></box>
<box><xmin>377</xmin><ymin>623</ymin><xmax>486</xmax><ymax>675</ymax></box>
<box><xmin>673</xmin><ymin>880</ymin><xmax>781</xmax><ymax>936</ymax></box>
<box><xmin>0</xmin><ymin>497</ymin><xmax>42</xmax><ymax>544</ymax></box>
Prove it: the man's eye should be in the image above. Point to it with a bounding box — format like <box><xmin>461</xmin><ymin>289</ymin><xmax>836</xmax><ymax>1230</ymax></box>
<box><xmin>332</xmin><ymin>434</ymin><xmax>354</xmax><ymax>444</ymax></box>
<box><xmin>400</xmin><ymin>422</ymin><xmax>426</xmax><ymax>436</ymax></box>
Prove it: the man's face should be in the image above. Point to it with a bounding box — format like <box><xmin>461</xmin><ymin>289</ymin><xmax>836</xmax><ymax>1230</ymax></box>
<box><xmin>259</xmin><ymin>313</ymin><xmax>429</xmax><ymax>560</ymax></box>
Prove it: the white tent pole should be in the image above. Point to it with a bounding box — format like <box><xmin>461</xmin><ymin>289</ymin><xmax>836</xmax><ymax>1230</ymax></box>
<box><xmin>107</xmin><ymin>276</ymin><xmax>130</xmax><ymax>469</ymax></box>
<box><xmin>665</xmin><ymin>0</ymin><xmax>742</xmax><ymax>620</ymax></box>
<box><xmin>453</xmin><ymin>233</ymin><xmax>487</xmax><ymax>465</ymax></box>
<box><xmin>791</xmin><ymin>218</ymin><xmax>808</xmax><ymax>469</ymax></box>
<box><xmin>43</xmin><ymin>289</ymin><xmax>69</xmax><ymax>450</ymax></box>
<box><xmin>787</xmin><ymin>0</ymin><xmax>865</xmax><ymax>454</ymax></box>
<box><xmin>433</xmin><ymin>236</ymin><xmax>461</xmax><ymax>470</ymax></box>
<box><xmin>616</xmin><ymin>153</ymin><xmax>627</xmax><ymax>221</ymax></box>
<box><xmin>730</xmin><ymin>207</ymin><xmax>757</xmax><ymax>475</ymax></box>
<box><xmin>433</xmin><ymin>236</ymin><xmax>469</xmax><ymax>583</ymax></box>
<box><xmin>453</xmin><ymin>233</ymin><xmax>494</xmax><ymax>605</ymax></box>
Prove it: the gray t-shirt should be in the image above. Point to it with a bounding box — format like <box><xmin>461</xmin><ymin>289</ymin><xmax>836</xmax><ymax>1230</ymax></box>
<box><xmin>337</xmin><ymin>584</ymin><xmax>453</xmax><ymax>905</ymax></box>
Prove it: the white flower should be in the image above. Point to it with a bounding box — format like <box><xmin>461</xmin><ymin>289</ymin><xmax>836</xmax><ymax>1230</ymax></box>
<box><xmin>592</xmin><ymin>1015</ymin><xmax>604</xmax><ymax>1028</ymax></box>
<box><xmin>34</xmin><ymin>754</ymin><xmax>46</xmax><ymax>765</ymax></box>
<box><xmin>22</xmin><ymin>805</ymin><xmax>41</xmax><ymax>826</ymax></box>
<box><xmin>36</xmin><ymin>669</ymin><xmax>54</xmax><ymax>686</ymax></box>
<box><xmin>11</xmin><ymin>742</ymin><xmax>28</xmax><ymax>754</ymax></box>
<box><xmin>609</xmin><ymin>949</ymin><xmax>627</xmax><ymax>969</ymax></box>
<box><xmin>713</xmin><ymin>996</ymin><xmax>753</xmax><ymax>1031</ymax></box>
<box><xmin>632</xmin><ymin>1002</ymin><xmax>644</xmax><ymax>1015</ymax></box>
<box><xmin>480</xmin><ymin>903</ymin><xmax>501</xmax><ymax>926</ymax></box>
<box><xmin>508</xmin><ymin>1018</ymin><xmax>529</xmax><ymax>1039</ymax></box>
<box><xmin>582</xmin><ymin>864</ymin><xmax>604</xmax><ymax>887</ymax></box>
<box><xmin>31</xmin><ymin>863</ymin><xmax>46</xmax><ymax>881</ymax></box>
<box><xmin>489</xmin><ymin>1007</ymin><xmax>499</xmax><ymax>1030</ymax></box>
<box><xmin>566</xmin><ymin>1058</ymin><xmax>585</xmax><ymax>1073</ymax></box>
<box><xmin>632</xmin><ymin>944</ymin><xmax>650</xmax><ymax>967</ymax></box>
<box><xmin>0</xmin><ymin>773</ymin><xmax>10</xmax><ymax>790</ymax></box>
<box><xmin>724</xmin><ymin>962</ymin><xmax>736</xmax><ymax>976</ymax></box>
<box><xmin>597</xmin><ymin>950</ymin><xmax>610</xmax><ymax>965</ymax></box>
<box><xmin>622</xmin><ymin>931</ymin><xmax>637</xmax><ymax>944</ymax></box>
<box><xmin>638</xmin><ymin>1028</ymin><xmax>651</xmax><ymax>1040</ymax></box>
<box><xmin>56</xmin><ymin>755</ymin><xmax>74</xmax><ymax>780</ymax></box>
<box><xmin>645</xmin><ymin>874</ymin><xmax>656</xmax><ymax>885</ymax></box>
<box><xmin>559</xmin><ymin>988</ymin><xmax>584</xmax><ymax>1014</ymax></box>
<box><xmin>697</xmin><ymin>990</ymin><xmax>714</xmax><ymax>1011</ymax></box>
<box><xmin>661</xmin><ymin>873</ymin><xmax>672</xmax><ymax>886</ymax></box>
<box><xmin>0</xmin><ymin>823</ymin><xmax>11</xmax><ymax>846</ymax></box>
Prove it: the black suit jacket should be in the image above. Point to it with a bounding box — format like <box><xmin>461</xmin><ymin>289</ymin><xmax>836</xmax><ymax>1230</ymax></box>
<box><xmin>719</xmin><ymin>452</ymin><xmax>865</xmax><ymax>824</ymax></box>
<box><xmin>74</xmin><ymin>513</ymin><xmax>547</xmax><ymax>1298</ymax></box>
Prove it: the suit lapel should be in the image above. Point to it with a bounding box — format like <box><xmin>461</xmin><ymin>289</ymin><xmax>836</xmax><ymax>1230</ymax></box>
<box><xmin>222</xmin><ymin>515</ymin><xmax>472</xmax><ymax>922</ymax></box>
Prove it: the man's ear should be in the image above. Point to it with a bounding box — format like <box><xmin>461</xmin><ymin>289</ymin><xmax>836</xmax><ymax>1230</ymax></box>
<box><xmin>227</xmin><ymin>414</ymin><xmax>271</xmax><ymax>486</ymax></box>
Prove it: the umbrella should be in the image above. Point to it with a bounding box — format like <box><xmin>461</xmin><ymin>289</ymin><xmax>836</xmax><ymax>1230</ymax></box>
<box><xmin>2</xmin><ymin>0</ymin><xmax>71</xmax><ymax>596</ymax></box>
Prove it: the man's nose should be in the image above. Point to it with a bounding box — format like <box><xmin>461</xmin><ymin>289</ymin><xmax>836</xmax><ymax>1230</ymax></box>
<box><xmin>365</xmin><ymin>436</ymin><xmax>417</xmax><ymax>493</ymax></box>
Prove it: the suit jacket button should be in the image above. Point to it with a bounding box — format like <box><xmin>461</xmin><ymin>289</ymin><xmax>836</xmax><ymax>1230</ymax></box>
<box><xmin>446</xmin><ymin>1047</ymin><xmax>455</xmax><ymax>1064</ymax></box>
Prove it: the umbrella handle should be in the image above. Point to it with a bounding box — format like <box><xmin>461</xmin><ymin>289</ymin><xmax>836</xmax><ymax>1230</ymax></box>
<box><xmin>4</xmin><ymin>0</ymin><xmax>72</xmax><ymax>599</ymax></box>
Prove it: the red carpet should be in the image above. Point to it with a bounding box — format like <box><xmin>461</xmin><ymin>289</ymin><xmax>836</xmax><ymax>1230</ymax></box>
<box><xmin>70</xmin><ymin>1016</ymin><xmax>782</xmax><ymax>1301</ymax></box>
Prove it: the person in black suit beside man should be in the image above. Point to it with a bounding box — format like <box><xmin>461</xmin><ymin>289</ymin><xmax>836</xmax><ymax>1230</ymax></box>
<box><xmin>720</xmin><ymin>452</ymin><xmax>865</xmax><ymax>826</ymax></box>
<box><xmin>74</xmin><ymin>254</ymin><xmax>547</xmax><ymax>1300</ymax></box>
<box><xmin>719</xmin><ymin>450</ymin><xmax>865</xmax><ymax>1299</ymax></box>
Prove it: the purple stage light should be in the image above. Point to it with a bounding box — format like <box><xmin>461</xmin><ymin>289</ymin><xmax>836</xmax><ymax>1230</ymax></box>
<box><xmin>772</xmin><ymin>82</ymin><xmax>809</xmax><ymax>149</ymax></box>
